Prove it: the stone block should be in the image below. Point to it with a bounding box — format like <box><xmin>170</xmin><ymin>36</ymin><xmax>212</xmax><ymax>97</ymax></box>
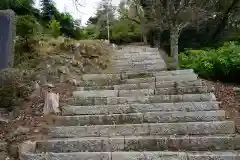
<box><xmin>156</xmin><ymin>74</ymin><xmax>198</xmax><ymax>81</ymax></box>
<box><xmin>143</xmin><ymin>110</ymin><xmax>225</xmax><ymax>123</ymax></box>
<box><xmin>119</xmin><ymin>89</ymin><xmax>154</xmax><ymax>97</ymax></box>
<box><xmin>111</xmin><ymin>152</ymin><xmax>187</xmax><ymax>160</ymax></box>
<box><xmin>0</xmin><ymin>10</ymin><xmax>16</xmax><ymax>69</ymax></box>
<box><xmin>155</xmin><ymin>86</ymin><xmax>208</xmax><ymax>95</ymax></box>
<box><xmin>73</xmin><ymin>90</ymin><xmax>118</xmax><ymax>97</ymax></box>
<box><xmin>149</xmin><ymin>121</ymin><xmax>235</xmax><ymax>135</ymax></box>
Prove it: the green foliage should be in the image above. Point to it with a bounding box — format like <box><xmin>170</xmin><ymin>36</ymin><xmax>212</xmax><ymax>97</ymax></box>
<box><xmin>48</xmin><ymin>19</ymin><xmax>61</xmax><ymax>38</ymax></box>
<box><xmin>16</xmin><ymin>15</ymin><xmax>39</xmax><ymax>40</ymax></box>
<box><xmin>81</xmin><ymin>25</ymin><xmax>99</xmax><ymax>39</ymax></box>
<box><xmin>179</xmin><ymin>41</ymin><xmax>240</xmax><ymax>82</ymax></box>
<box><xmin>111</xmin><ymin>19</ymin><xmax>141</xmax><ymax>44</ymax></box>
<box><xmin>0</xmin><ymin>69</ymin><xmax>33</xmax><ymax>110</ymax></box>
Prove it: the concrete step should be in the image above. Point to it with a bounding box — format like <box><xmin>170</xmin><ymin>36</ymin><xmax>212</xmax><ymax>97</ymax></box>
<box><xmin>62</xmin><ymin>102</ymin><xmax>220</xmax><ymax>115</ymax></box>
<box><xmin>70</xmin><ymin>93</ymin><xmax>216</xmax><ymax>105</ymax></box>
<box><xmin>33</xmin><ymin>134</ymin><xmax>240</xmax><ymax>153</ymax></box>
<box><xmin>20</xmin><ymin>151</ymin><xmax>240</xmax><ymax>160</ymax></box>
<box><xmin>48</xmin><ymin>121</ymin><xmax>235</xmax><ymax>138</ymax></box>
<box><xmin>52</xmin><ymin>110</ymin><xmax>225</xmax><ymax>126</ymax></box>
<box><xmin>73</xmin><ymin>86</ymin><xmax>209</xmax><ymax>98</ymax></box>
<box><xmin>77</xmin><ymin>80</ymin><xmax>203</xmax><ymax>91</ymax></box>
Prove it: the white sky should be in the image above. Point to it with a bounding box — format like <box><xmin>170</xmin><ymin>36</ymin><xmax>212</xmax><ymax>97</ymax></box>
<box><xmin>34</xmin><ymin>0</ymin><xmax>120</xmax><ymax>25</ymax></box>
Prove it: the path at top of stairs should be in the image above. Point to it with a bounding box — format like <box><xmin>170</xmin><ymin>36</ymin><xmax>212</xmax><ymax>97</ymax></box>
<box><xmin>19</xmin><ymin>46</ymin><xmax>240</xmax><ymax>160</ymax></box>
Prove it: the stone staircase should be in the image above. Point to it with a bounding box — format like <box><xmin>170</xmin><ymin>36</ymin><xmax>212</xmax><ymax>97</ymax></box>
<box><xmin>19</xmin><ymin>46</ymin><xmax>240</xmax><ymax>160</ymax></box>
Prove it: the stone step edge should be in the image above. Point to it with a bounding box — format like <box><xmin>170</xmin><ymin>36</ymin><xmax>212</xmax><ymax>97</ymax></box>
<box><xmin>48</xmin><ymin>121</ymin><xmax>235</xmax><ymax>138</ymax></box>
<box><xmin>52</xmin><ymin>110</ymin><xmax>226</xmax><ymax>126</ymax></box>
<box><xmin>62</xmin><ymin>101</ymin><xmax>221</xmax><ymax>115</ymax></box>
<box><xmin>20</xmin><ymin>134</ymin><xmax>240</xmax><ymax>147</ymax></box>
<box><xmin>20</xmin><ymin>151</ymin><xmax>240</xmax><ymax>160</ymax></box>
<box><xmin>77</xmin><ymin>80</ymin><xmax>204</xmax><ymax>91</ymax></box>
<box><xmin>20</xmin><ymin>134</ymin><xmax>240</xmax><ymax>154</ymax></box>
<box><xmin>72</xmin><ymin>93</ymin><xmax>217</xmax><ymax>101</ymax></box>
<box><xmin>70</xmin><ymin>93</ymin><xmax>217</xmax><ymax>105</ymax></box>
<box><xmin>81</xmin><ymin>69</ymin><xmax>194</xmax><ymax>81</ymax></box>
<box><xmin>73</xmin><ymin>86</ymin><xmax>211</xmax><ymax>98</ymax></box>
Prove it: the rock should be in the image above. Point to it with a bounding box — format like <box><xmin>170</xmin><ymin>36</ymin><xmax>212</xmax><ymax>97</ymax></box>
<box><xmin>8</xmin><ymin>143</ymin><xmax>19</xmax><ymax>158</ymax></box>
<box><xmin>58</xmin><ymin>66</ymin><xmax>69</xmax><ymax>74</ymax></box>
<box><xmin>44</xmin><ymin>83</ymin><xmax>54</xmax><ymax>88</ymax></box>
<box><xmin>68</xmin><ymin>79</ymin><xmax>77</xmax><ymax>86</ymax></box>
<box><xmin>29</xmin><ymin>81</ymin><xmax>41</xmax><ymax>99</ymax></box>
<box><xmin>10</xmin><ymin>126</ymin><xmax>30</xmax><ymax>137</ymax></box>
<box><xmin>0</xmin><ymin>117</ymin><xmax>8</xmax><ymax>124</ymax></box>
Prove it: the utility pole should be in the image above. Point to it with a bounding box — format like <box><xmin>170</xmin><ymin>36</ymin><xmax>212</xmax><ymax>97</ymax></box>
<box><xmin>106</xmin><ymin>0</ymin><xmax>111</xmax><ymax>41</ymax></box>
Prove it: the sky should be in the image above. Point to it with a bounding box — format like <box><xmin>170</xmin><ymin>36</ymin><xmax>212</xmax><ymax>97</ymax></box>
<box><xmin>34</xmin><ymin>0</ymin><xmax>121</xmax><ymax>25</ymax></box>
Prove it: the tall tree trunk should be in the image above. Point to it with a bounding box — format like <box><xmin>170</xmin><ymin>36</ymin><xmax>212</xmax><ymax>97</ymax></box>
<box><xmin>170</xmin><ymin>29</ymin><xmax>179</xmax><ymax>70</ymax></box>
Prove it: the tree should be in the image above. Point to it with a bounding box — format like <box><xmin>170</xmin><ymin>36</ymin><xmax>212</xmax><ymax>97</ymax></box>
<box><xmin>48</xmin><ymin>19</ymin><xmax>61</xmax><ymax>38</ymax></box>
<box><xmin>40</xmin><ymin>0</ymin><xmax>60</xmax><ymax>22</ymax></box>
<box><xmin>118</xmin><ymin>0</ymin><xmax>148</xmax><ymax>44</ymax></box>
<box><xmin>149</xmin><ymin>0</ymin><xmax>219</xmax><ymax>69</ymax></box>
<box><xmin>86</xmin><ymin>0</ymin><xmax>116</xmax><ymax>40</ymax></box>
<box><xmin>211</xmin><ymin>0</ymin><xmax>240</xmax><ymax>41</ymax></box>
<box><xmin>16</xmin><ymin>15</ymin><xmax>38</xmax><ymax>42</ymax></box>
<box><xmin>59</xmin><ymin>12</ymin><xmax>75</xmax><ymax>37</ymax></box>
<box><xmin>0</xmin><ymin>0</ymin><xmax>36</xmax><ymax>15</ymax></box>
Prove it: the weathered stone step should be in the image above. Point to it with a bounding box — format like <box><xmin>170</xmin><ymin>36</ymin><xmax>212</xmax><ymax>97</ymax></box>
<box><xmin>74</xmin><ymin>86</ymin><xmax>209</xmax><ymax>98</ymax></box>
<box><xmin>78</xmin><ymin>74</ymin><xmax>198</xmax><ymax>86</ymax></box>
<box><xmin>112</xmin><ymin>59</ymin><xmax>165</xmax><ymax>64</ymax></box>
<box><xmin>107</xmin><ymin>68</ymin><xmax>167</xmax><ymax>74</ymax></box>
<box><xmin>48</xmin><ymin>121</ymin><xmax>234</xmax><ymax>138</ymax></box>
<box><xmin>33</xmin><ymin>134</ymin><xmax>240</xmax><ymax>153</ymax></box>
<box><xmin>110</xmin><ymin>64</ymin><xmax>166</xmax><ymax>69</ymax></box>
<box><xmin>77</xmin><ymin>80</ymin><xmax>203</xmax><ymax>91</ymax></box>
<box><xmin>52</xmin><ymin>110</ymin><xmax>225</xmax><ymax>126</ymax></box>
<box><xmin>70</xmin><ymin>93</ymin><xmax>216</xmax><ymax>105</ymax></box>
<box><xmin>80</xmin><ymin>69</ymin><xmax>194</xmax><ymax>81</ymax></box>
<box><xmin>112</xmin><ymin>56</ymin><xmax>162</xmax><ymax>61</ymax></box>
<box><xmin>21</xmin><ymin>150</ymin><xmax>240</xmax><ymax>160</ymax></box>
<box><xmin>62</xmin><ymin>102</ymin><xmax>220</xmax><ymax>115</ymax></box>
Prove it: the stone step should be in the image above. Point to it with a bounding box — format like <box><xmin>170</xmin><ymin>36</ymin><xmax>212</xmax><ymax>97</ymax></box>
<box><xmin>48</xmin><ymin>121</ymin><xmax>234</xmax><ymax>138</ymax></box>
<box><xmin>74</xmin><ymin>86</ymin><xmax>209</xmax><ymax>98</ymax></box>
<box><xmin>33</xmin><ymin>134</ymin><xmax>240</xmax><ymax>153</ymax></box>
<box><xmin>62</xmin><ymin>102</ymin><xmax>220</xmax><ymax>115</ymax></box>
<box><xmin>78</xmin><ymin>74</ymin><xmax>198</xmax><ymax>87</ymax></box>
<box><xmin>110</xmin><ymin>64</ymin><xmax>165</xmax><ymax>69</ymax></box>
<box><xmin>77</xmin><ymin>80</ymin><xmax>203</xmax><ymax>91</ymax></box>
<box><xmin>80</xmin><ymin>69</ymin><xmax>194</xmax><ymax>81</ymax></box>
<box><xmin>112</xmin><ymin>56</ymin><xmax>162</xmax><ymax>61</ymax></box>
<box><xmin>108</xmin><ymin>68</ymin><xmax>167</xmax><ymax>74</ymax></box>
<box><xmin>52</xmin><ymin>110</ymin><xmax>225</xmax><ymax>126</ymax></box>
<box><xmin>104</xmin><ymin>68</ymin><xmax>167</xmax><ymax>74</ymax></box>
<box><xmin>111</xmin><ymin>59</ymin><xmax>165</xmax><ymax>64</ymax></box>
<box><xmin>70</xmin><ymin>93</ymin><xmax>216</xmax><ymax>105</ymax></box>
<box><xmin>21</xmin><ymin>150</ymin><xmax>240</xmax><ymax>160</ymax></box>
<box><xmin>79</xmin><ymin>70</ymin><xmax>195</xmax><ymax>86</ymax></box>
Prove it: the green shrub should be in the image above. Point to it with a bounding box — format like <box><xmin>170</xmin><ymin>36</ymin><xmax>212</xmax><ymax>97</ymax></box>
<box><xmin>16</xmin><ymin>15</ymin><xmax>39</xmax><ymax>41</ymax></box>
<box><xmin>179</xmin><ymin>41</ymin><xmax>240</xmax><ymax>82</ymax></box>
<box><xmin>0</xmin><ymin>69</ymin><xmax>33</xmax><ymax>110</ymax></box>
<box><xmin>48</xmin><ymin>19</ymin><xmax>61</xmax><ymax>38</ymax></box>
<box><xmin>111</xmin><ymin>19</ymin><xmax>141</xmax><ymax>44</ymax></box>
